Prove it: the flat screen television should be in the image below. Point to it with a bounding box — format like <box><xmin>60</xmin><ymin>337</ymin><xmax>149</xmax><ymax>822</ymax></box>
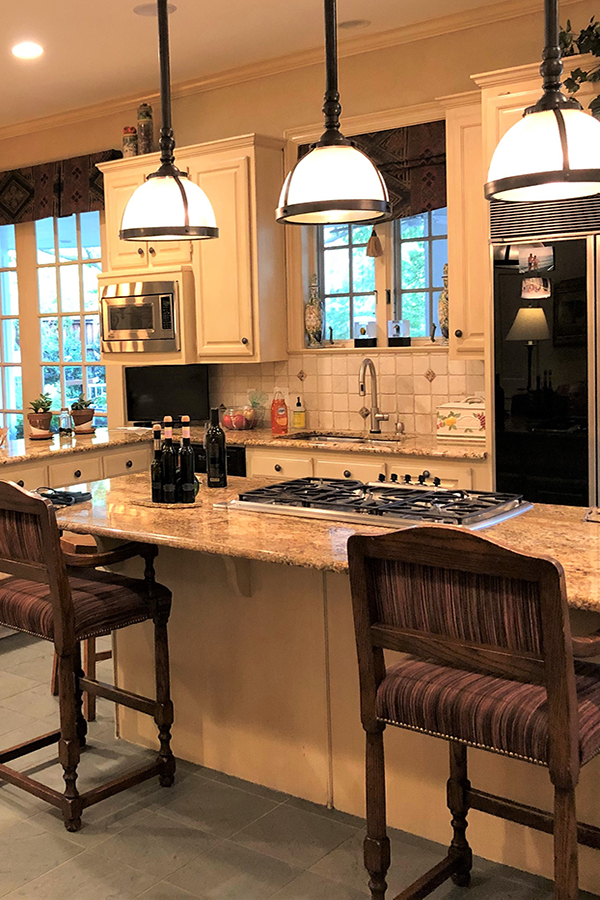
<box><xmin>125</xmin><ymin>364</ymin><xmax>210</xmax><ymax>425</ymax></box>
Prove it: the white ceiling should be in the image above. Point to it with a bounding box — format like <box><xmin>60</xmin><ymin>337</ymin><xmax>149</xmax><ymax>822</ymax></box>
<box><xmin>3</xmin><ymin>0</ymin><xmax>507</xmax><ymax>128</ymax></box>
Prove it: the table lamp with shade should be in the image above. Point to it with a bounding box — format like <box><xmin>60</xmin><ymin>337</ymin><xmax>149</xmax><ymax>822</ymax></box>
<box><xmin>506</xmin><ymin>306</ymin><xmax>551</xmax><ymax>391</ymax></box>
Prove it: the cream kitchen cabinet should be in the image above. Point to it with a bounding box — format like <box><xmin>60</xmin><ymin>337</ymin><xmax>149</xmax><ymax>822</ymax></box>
<box><xmin>99</xmin><ymin>134</ymin><xmax>287</xmax><ymax>363</ymax></box>
<box><xmin>0</xmin><ymin>462</ymin><xmax>49</xmax><ymax>491</ymax></box>
<box><xmin>314</xmin><ymin>456</ymin><xmax>385</xmax><ymax>483</ymax></box>
<box><xmin>247</xmin><ymin>450</ymin><xmax>313</xmax><ymax>479</ymax></box>
<box><xmin>99</xmin><ymin>159</ymin><xmax>192</xmax><ymax>272</ymax></box>
<box><xmin>0</xmin><ymin>444</ymin><xmax>152</xmax><ymax>491</ymax></box>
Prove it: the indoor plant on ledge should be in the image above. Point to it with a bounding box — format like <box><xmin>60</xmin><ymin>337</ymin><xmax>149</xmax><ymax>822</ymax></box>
<box><xmin>70</xmin><ymin>393</ymin><xmax>95</xmax><ymax>434</ymax></box>
<box><xmin>27</xmin><ymin>393</ymin><xmax>53</xmax><ymax>440</ymax></box>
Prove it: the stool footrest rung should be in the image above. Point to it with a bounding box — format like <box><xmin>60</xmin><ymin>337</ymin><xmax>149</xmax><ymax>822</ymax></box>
<box><xmin>468</xmin><ymin>788</ymin><xmax>600</xmax><ymax>850</ymax></box>
<box><xmin>0</xmin><ymin>729</ymin><xmax>60</xmax><ymax>764</ymax></box>
<box><xmin>81</xmin><ymin>759</ymin><xmax>162</xmax><ymax>809</ymax></box>
<box><xmin>0</xmin><ymin>762</ymin><xmax>65</xmax><ymax>810</ymax></box>
<box><xmin>392</xmin><ymin>854</ymin><xmax>461</xmax><ymax>900</ymax></box>
<box><xmin>79</xmin><ymin>677</ymin><xmax>155</xmax><ymax>716</ymax></box>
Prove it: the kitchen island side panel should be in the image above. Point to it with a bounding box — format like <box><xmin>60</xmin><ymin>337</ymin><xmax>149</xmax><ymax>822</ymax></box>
<box><xmin>114</xmin><ymin>549</ymin><xmax>332</xmax><ymax>804</ymax></box>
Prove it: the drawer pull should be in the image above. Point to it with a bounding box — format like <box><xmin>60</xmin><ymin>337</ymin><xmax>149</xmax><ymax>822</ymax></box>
<box><xmin>137</xmin><ymin>247</ymin><xmax>144</xmax><ymax>256</ymax></box>
<box><xmin>241</xmin><ymin>337</ymin><xmax>249</xmax><ymax>345</ymax></box>
<box><xmin>126</xmin><ymin>460</ymin><xmax>133</xmax><ymax>469</ymax></box>
<box><xmin>454</xmin><ymin>329</ymin><xmax>463</xmax><ymax>338</ymax></box>
<box><xmin>74</xmin><ymin>470</ymin><xmax>81</xmax><ymax>479</ymax></box>
<box><xmin>274</xmin><ymin>464</ymin><xmax>282</xmax><ymax>472</ymax></box>
<box><xmin>149</xmin><ymin>246</ymin><xmax>156</xmax><ymax>256</ymax></box>
<box><xmin>343</xmin><ymin>470</ymin><xmax>352</xmax><ymax>478</ymax></box>
<box><xmin>17</xmin><ymin>480</ymin><xmax>24</xmax><ymax>487</ymax></box>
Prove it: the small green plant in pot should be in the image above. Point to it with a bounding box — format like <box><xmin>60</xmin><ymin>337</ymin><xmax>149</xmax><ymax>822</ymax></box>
<box><xmin>27</xmin><ymin>393</ymin><xmax>53</xmax><ymax>440</ymax></box>
<box><xmin>70</xmin><ymin>393</ymin><xmax>95</xmax><ymax>433</ymax></box>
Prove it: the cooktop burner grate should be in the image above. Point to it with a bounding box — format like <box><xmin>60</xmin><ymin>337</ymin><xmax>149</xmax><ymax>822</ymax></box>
<box><xmin>232</xmin><ymin>478</ymin><xmax>531</xmax><ymax>528</ymax></box>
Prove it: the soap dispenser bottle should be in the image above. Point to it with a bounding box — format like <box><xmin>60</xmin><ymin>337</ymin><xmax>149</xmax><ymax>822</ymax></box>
<box><xmin>292</xmin><ymin>397</ymin><xmax>306</xmax><ymax>430</ymax></box>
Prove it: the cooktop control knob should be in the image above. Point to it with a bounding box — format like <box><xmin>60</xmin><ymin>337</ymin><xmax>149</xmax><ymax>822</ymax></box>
<box><xmin>418</xmin><ymin>474</ymin><xmax>426</xmax><ymax>484</ymax></box>
<box><xmin>390</xmin><ymin>473</ymin><xmax>398</xmax><ymax>483</ymax></box>
<box><xmin>378</xmin><ymin>473</ymin><xmax>386</xmax><ymax>482</ymax></box>
<box><xmin>404</xmin><ymin>474</ymin><xmax>411</xmax><ymax>483</ymax></box>
<box><xmin>433</xmin><ymin>476</ymin><xmax>441</xmax><ymax>487</ymax></box>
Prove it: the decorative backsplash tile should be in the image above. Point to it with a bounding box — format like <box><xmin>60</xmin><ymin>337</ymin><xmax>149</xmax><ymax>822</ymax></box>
<box><xmin>209</xmin><ymin>351</ymin><xmax>485</xmax><ymax>436</ymax></box>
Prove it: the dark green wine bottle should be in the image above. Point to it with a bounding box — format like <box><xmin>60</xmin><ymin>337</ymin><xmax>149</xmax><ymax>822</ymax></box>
<box><xmin>205</xmin><ymin>408</ymin><xmax>227</xmax><ymax>488</ymax></box>
<box><xmin>161</xmin><ymin>415</ymin><xmax>177</xmax><ymax>503</ymax></box>
<box><xmin>151</xmin><ymin>423</ymin><xmax>163</xmax><ymax>503</ymax></box>
<box><xmin>179</xmin><ymin>415</ymin><xmax>196</xmax><ymax>503</ymax></box>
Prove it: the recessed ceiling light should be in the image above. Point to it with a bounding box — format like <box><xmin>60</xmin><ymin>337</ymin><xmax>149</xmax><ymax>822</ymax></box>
<box><xmin>133</xmin><ymin>2</ymin><xmax>176</xmax><ymax>15</ymax></box>
<box><xmin>338</xmin><ymin>19</ymin><xmax>371</xmax><ymax>30</ymax></box>
<box><xmin>12</xmin><ymin>41</ymin><xmax>44</xmax><ymax>59</ymax></box>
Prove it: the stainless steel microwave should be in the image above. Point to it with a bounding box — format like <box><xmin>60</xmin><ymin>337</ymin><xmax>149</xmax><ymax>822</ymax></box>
<box><xmin>100</xmin><ymin>280</ymin><xmax>180</xmax><ymax>352</ymax></box>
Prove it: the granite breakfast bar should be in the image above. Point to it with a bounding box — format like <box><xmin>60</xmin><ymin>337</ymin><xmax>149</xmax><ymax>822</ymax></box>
<box><xmin>54</xmin><ymin>473</ymin><xmax>600</xmax><ymax>892</ymax></box>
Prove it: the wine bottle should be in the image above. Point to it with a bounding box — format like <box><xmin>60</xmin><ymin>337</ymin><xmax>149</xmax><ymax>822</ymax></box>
<box><xmin>179</xmin><ymin>415</ymin><xmax>196</xmax><ymax>503</ymax></box>
<box><xmin>161</xmin><ymin>415</ymin><xmax>177</xmax><ymax>502</ymax></box>
<box><xmin>205</xmin><ymin>408</ymin><xmax>227</xmax><ymax>488</ymax></box>
<box><xmin>151</xmin><ymin>423</ymin><xmax>163</xmax><ymax>503</ymax></box>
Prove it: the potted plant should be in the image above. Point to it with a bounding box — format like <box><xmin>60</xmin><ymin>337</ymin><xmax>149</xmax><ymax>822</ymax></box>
<box><xmin>27</xmin><ymin>393</ymin><xmax>53</xmax><ymax>440</ymax></box>
<box><xmin>70</xmin><ymin>393</ymin><xmax>95</xmax><ymax>433</ymax></box>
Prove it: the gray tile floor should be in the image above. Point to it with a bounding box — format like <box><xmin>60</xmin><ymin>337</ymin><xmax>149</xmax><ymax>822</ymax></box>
<box><xmin>0</xmin><ymin>632</ymin><xmax>598</xmax><ymax>900</ymax></box>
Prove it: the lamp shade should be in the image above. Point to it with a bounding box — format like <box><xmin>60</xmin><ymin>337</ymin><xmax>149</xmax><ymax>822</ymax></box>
<box><xmin>506</xmin><ymin>307</ymin><xmax>551</xmax><ymax>342</ymax></box>
<box><xmin>485</xmin><ymin>108</ymin><xmax>600</xmax><ymax>202</ymax></box>
<box><xmin>276</xmin><ymin>144</ymin><xmax>390</xmax><ymax>225</ymax></box>
<box><xmin>120</xmin><ymin>173</ymin><xmax>218</xmax><ymax>241</ymax></box>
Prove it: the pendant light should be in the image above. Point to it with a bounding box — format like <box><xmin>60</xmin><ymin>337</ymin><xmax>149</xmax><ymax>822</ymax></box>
<box><xmin>485</xmin><ymin>0</ymin><xmax>600</xmax><ymax>202</ymax></box>
<box><xmin>276</xmin><ymin>0</ymin><xmax>390</xmax><ymax>225</ymax></box>
<box><xmin>120</xmin><ymin>0</ymin><xmax>218</xmax><ymax>241</ymax></box>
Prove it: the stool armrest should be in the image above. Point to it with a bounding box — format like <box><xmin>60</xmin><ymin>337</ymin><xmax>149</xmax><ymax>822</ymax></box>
<box><xmin>572</xmin><ymin>631</ymin><xmax>600</xmax><ymax>658</ymax></box>
<box><xmin>62</xmin><ymin>541</ymin><xmax>157</xmax><ymax>569</ymax></box>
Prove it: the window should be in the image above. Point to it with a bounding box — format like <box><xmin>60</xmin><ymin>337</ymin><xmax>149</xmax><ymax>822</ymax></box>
<box><xmin>317</xmin><ymin>224</ymin><xmax>376</xmax><ymax>341</ymax></box>
<box><xmin>394</xmin><ymin>207</ymin><xmax>448</xmax><ymax>338</ymax></box>
<box><xmin>0</xmin><ymin>225</ymin><xmax>22</xmax><ymax>438</ymax></box>
<box><xmin>35</xmin><ymin>212</ymin><xmax>106</xmax><ymax>415</ymax></box>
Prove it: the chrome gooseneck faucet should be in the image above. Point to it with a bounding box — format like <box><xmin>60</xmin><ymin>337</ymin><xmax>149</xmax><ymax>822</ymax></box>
<box><xmin>358</xmin><ymin>357</ymin><xmax>389</xmax><ymax>434</ymax></box>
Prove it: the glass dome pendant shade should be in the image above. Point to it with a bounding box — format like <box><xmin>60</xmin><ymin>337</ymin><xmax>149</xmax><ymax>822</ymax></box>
<box><xmin>120</xmin><ymin>0</ymin><xmax>218</xmax><ymax>241</ymax></box>
<box><xmin>276</xmin><ymin>0</ymin><xmax>390</xmax><ymax>226</ymax></box>
<box><xmin>485</xmin><ymin>0</ymin><xmax>600</xmax><ymax>203</ymax></box>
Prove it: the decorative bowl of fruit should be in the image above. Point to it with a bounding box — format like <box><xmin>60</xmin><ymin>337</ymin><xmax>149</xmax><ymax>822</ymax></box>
<box><xmin>222</xmin><ymin>406</ymin><xmax>259</xmax><ymax>430</ymax></box>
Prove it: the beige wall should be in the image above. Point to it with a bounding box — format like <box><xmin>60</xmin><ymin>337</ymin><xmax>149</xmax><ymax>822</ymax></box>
<box><xmin>0</xmin><ymin>0</ymin><xmax>596</xmax><ymax>171</ymax></box>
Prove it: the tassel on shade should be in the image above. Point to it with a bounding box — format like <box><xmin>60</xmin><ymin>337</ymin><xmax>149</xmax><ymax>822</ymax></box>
<box><xmin>366</xmin><ymin>227</ymin><xmax>384</xmax><ymax>258</ymax></box>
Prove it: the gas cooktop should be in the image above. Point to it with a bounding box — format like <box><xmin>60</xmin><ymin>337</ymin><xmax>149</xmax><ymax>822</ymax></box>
<box><xmin>220</xmin><ymin>478</ymin><xmax>532</xmax><ymax>530</ymax></box>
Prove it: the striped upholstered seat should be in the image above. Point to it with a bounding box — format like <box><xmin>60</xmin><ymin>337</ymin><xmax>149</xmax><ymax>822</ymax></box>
<box><xmin>0</xmin><ymin>567</ymin><xmax>168</xmax><ymax>641</ymax></box>
<box><xmin>377</xmin><ymin>656</ymin><xmax>600</xmax><ymax>766</ymax></box>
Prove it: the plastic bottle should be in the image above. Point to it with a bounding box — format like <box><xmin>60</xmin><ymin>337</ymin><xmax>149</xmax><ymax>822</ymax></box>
<box><xmin>271</xmin><ymin>390</ymin><xmax>288</xmax><ymax>436</ymax></box>
<box><xmin>292</xmin><ymin>396</ymin><xmax>306</xmax><ymax>430</ymax></box>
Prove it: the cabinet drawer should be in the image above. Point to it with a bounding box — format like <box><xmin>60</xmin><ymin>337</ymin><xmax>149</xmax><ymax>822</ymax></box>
<box><xmin>315</xmin><ymin>458</ymin><xmax>385</xmax><ymax>483</ymax></box>
<box><xmin>49</xmin><ymin>456</ymin><xmax>103</xmax><ymax>487</ymax></box>
<box><xmin>387</xmin><ymin>461</ymin><xmax>473</xmax><ymax>490</ymax></box>
<box><xmin>0</xmin><ymin>463</ymin><xmax>48</xmax><ymax>491</ymax></box>
<box><xmin>249</xmin><ymin>453</ymin><xmax>313</xmax><ymax>479</ymax></box>
<box><xmin>103</xmin><ymin>447</ymin><xmax>150</xmax><ymax>478</ymax></box>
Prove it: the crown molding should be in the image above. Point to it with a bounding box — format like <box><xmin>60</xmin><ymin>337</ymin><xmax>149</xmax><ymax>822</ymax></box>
<box><xmin>0</xmin><ymin>0</ymin><xmax>590</xmax><ymax>144</ymax></box>
<box><xmin>472</xmin><ymin>52</ymin><xmax>598</xmax><ymax>88</ymax></box>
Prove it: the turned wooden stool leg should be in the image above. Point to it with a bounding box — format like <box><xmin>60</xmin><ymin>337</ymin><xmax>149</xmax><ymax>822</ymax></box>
<box><xmin>364</xmin><ymin>727</ymin><xmax>390</xmax><ymax>900</ymax></box>
<box><xmin>83</xmin><ymin>638</ymin><xmax>96</xmax><ymax>721</ymax></box>
<box><xmin>447</xmin><ymin>741</ymin><xmax>472</xmax><ymax>887</ymax></box>
<box><xmin>57</xmin><ymin>652</ymin><xmax>83</xmax><ymax>832</ymax></box>
<box><xmin>153</xmin><ymin>608</ymin><xmax>175</xmax><ymax>787</ymax></box>
<box><xmin>553</xmin><ymin>787</ymin><xmax>579</xmax><ymax>900</ymax></box>
<box><xmin>73</xmin><ymin>644</ymin><xmax>87</xmax><ymax>748</ymax></box>
<box><xmin>51</xmin><ymin>653</ymin><xmax>59</xmax><ymax>695</ymax></box>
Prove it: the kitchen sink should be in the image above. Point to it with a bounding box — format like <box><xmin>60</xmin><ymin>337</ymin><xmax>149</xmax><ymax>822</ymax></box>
<box><xmin>278</xmin><ymin>432</ymin><xmax>405</xmax><ymax>446</ymax></box>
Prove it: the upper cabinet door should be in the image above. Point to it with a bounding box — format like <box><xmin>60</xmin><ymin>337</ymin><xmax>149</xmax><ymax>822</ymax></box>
<box><xmin>102</xmin><ymin>160</ymin><xmax>192</xmax><ymax>272</ymax></box>
<box><xmin>188</xmin><ymin>155</ymin><xmax>255</xmax><ymax>358</ymax></box>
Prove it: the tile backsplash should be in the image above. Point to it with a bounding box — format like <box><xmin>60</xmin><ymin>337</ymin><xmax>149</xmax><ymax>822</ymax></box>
<box><xmin>209</xmin><ymin>350</ymin><xmax>485</xmax><ymax>436</ymax></box>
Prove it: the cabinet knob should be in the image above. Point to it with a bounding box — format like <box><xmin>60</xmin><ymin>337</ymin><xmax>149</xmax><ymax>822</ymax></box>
<box><xmin>454</xmin><ymin>329</ymin><xmax>463</xmax><ymax>338</ymax></box>
<box><xmin>241</xmin><ymin>337</ymin><xmax>249</xmax><ymax>345</ymax></box>
<box><xmin>126</xmin><ymin>460</ymin><xmax>133</xmax><ymax>469</ymax></box>
<box><xmin>137</xmin><ymin>247</ymin><xmax>144</xmax><ymax>256</ymax></box>
<box><xmin>274</xmin><ymin>464</ymin><xmax>282</xmax><ymax>472</ymax></box>
<box><xmin>74</xmin><ymin>469</ymin><xmax>81</xmax><ymax>478</ymax></box>
<box><xmin>17</xmin><ymin>480</ymin><xmax>24</xmax><ymax>487</ymax></box>
<box><xmin>343</xmin><ymin>470</ymin><xmax>352</xmax><ymax>478</ymax></box>
<box><xmin>148</xmin><ymin>246</ymin><xmax>156</xmax><ymax>256</ymax></box>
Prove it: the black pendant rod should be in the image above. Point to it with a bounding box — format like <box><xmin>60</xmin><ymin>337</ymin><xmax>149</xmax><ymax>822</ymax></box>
<box><xmin>157</xmin><ymin>0</ymin><xmax>177</xmax><ymax>172</ymax></box>
<box><xmin>530</xmin><ymin>0</ymin><xmax>580</xmax><ymax>113</ymax></box>
<box><xmin>320</xmin><ymin>0</ymin><xmax>347</xmax><ymax>146</ymax></box>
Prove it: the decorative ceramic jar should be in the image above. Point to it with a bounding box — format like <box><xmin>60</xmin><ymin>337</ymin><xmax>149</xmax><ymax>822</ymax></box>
<box><xmin>304</xmin><ymin>274</ymin><xmax>323</xmax><ymax>347</ymax></box>
<box><xmin>438</xmin><ymin>262</ymin><xmax>449</xmax><ymax>342</ymax></box>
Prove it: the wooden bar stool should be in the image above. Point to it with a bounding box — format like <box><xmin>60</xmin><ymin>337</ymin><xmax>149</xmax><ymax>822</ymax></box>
<box><xmin>0</xmin><ymin>481</ymin><xmax>175</xmax><ymax>832</ymax></box>
<box><xmin>348</xmin><ymin>525</ymin><xmax>600</xmax><ymax>900</ymax></box>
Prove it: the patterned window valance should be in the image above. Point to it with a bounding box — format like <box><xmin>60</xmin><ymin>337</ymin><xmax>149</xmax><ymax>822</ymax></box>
<box><xmin>0</xmin><ymin>149</ymin><xmax>122</xmax><ymax>226</ymax></box>
<box><xmin>300</xmin><ymin>120</ymin><xmax>446</xmax><ymax>221</ymax></box>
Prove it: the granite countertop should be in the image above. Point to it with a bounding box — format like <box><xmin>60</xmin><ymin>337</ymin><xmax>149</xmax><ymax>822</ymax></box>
<box><xmin>0</xmin><ymin>427</ymin><xmax>152</xmax><ymax>466</ymax></box>
<box><xmin>198</xmin><ymin>428</ymin><xmax>488</xmax><ymax>461</ymax></box>
<box><xmin>55</xmin><ymin>472</ymin><xmax>599</xmax><ymax>613</ymax></box>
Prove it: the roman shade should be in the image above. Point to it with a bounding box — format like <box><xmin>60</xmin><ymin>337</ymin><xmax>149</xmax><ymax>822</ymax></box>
<box><xmin>0</xmin><ymin>149</ymin><xmax>122</xmax><ymax>226</ymax></box>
